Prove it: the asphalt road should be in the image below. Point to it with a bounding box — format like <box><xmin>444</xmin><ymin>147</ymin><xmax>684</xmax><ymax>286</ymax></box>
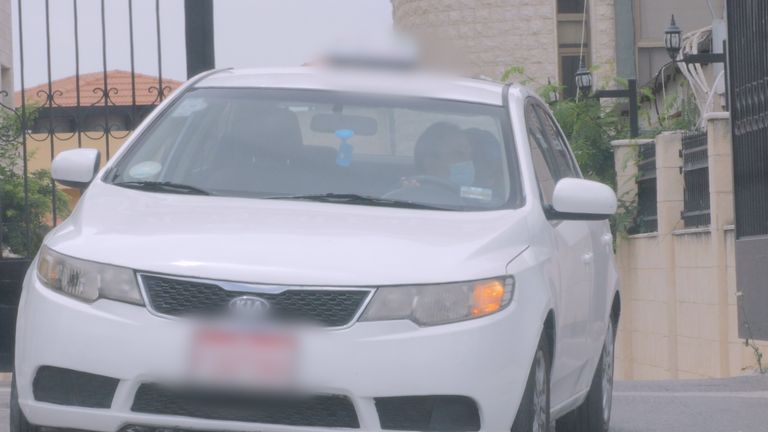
<box><xmin>2</xmin><ymin>376</ymin><xmax>768</xmax><ymax>431</ymax></box>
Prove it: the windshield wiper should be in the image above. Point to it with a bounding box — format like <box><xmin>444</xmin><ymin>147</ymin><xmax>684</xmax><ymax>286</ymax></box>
<box><xmin>113</xmin><ymin>181</ymin><xmax>212</xmax><ymax>196</ymax></box>
<box><xmin>264</xmin><ymin>193</ymin><xmax>452</xmax><ymax>210</ymax></box>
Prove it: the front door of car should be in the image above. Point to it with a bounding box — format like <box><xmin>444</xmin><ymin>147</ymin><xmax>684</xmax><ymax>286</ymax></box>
<box><xmin>524</xmin><ymin>102</ymin><xmax>595</xmax><ymax>404</ymax></box>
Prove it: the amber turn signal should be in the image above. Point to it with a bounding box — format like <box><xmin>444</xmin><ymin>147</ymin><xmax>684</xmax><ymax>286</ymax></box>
<box><xmin>471</xmin><ymin>278</ymin><xmax>513</xmax><ymax>317</ymax></box>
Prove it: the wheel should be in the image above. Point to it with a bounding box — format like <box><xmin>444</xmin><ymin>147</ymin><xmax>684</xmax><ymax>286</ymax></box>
<box><xmin>10</xmin><ymin>375</ymin><xmax>37</xmax><ymax>432</ymax></box>
<box><xmin>555</xmin><ymin>319</ymin><xmax>616</xmax><ymax>432</ymax></box>
<box><xmin>511</xmin><ymin>335</ymin><xmax>551</xmax><ymax>432</ymax></box>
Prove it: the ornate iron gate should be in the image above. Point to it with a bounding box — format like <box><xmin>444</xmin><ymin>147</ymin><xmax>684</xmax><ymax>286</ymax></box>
<box><xmin>728</xmin><ymin>0</ymin><xmax>768</xmax><ymax>340</ymax></box>
<box><xmin>0</xmin><ymin>0</ymin><xmax>198</xmax><ymax>371</ymax></box>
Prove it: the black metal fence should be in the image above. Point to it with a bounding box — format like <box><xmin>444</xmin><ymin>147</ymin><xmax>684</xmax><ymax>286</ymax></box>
<box><xmin>728</xmin><ymin>0</ymin><xmax>768</xmax><ymax>340</ymax></box>
<box><xmin>632</xmin><ymin>142</ymin><xmax>658</xmax><ymax>234</ymax></box>
<box><xmin>729</xmin><ymin>0</ymin><xmax>768</xmax><ymax>239</ymax></box>
<box><xmin>0</xmin><ymin>0</ymin><xmax>178</xmax><ymax>372</ymax></box>
<box><xmin>681</xmin><ymin>130</ymin><xmax>710</xmax><ymax>227</ymax></box>
<box><xmin>0</xmin><ymin>0</ymin><xmax>172</xmax><ymax>259</ymax></box>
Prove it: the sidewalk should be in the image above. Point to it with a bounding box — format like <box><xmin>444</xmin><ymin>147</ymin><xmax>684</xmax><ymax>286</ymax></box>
<box><xmin>612</xmin><ymin>375</ymin><xmax>768</xmax><ymax>432</ymax></box>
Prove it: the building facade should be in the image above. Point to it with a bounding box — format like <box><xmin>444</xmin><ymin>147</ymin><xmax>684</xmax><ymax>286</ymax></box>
<box><xmin>634</xmin><ymin>0</ymin><xmax>725</xmax><ymax>85</ymax></box>
<box><xmin>392</xmin><ymin>0</ymin><xmax>726</xmax><ymax>94</ymax></box>
<box><xmin>391</xmin><ymin>0</ymin><xmax>616</xmax><ymax>97</ymax></box>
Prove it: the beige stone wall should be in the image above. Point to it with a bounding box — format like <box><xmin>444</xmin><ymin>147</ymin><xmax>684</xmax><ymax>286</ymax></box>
<box><xmin>614</xmin><ymin>117</ymin><xmax>768</xmax><ymax>380</ymax></box>
<box><xmin>393</xmin><ymin>0</ymin><xmax>561</xmax><ymax>82</ymax></box>
<box><xmin>391</xmin><ymin>0</ymin><xmax>618</xmax><ymax>90</ymax></box>
<box><xmin>589</xmin><ymin>0</ymin><xmax>616</xmax><ymax>88</ymax></box>
<box><xmin>391</xmin><ymin>0</ymin><xmax>560</xmax><ymax>84</ymax></box>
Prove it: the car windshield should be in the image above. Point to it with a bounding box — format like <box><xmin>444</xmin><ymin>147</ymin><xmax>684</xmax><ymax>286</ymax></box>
<box><xmin>108</xmin><ymin>88</ymin><xmax>520</xmax><ymax>211</ymax></box>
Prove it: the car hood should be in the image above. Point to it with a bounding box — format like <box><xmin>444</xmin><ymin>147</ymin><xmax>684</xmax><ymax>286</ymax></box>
<box><xmin>44</xmin><ymin>182</ymin><xmax>530</xmax><ymax>286</ymax></box>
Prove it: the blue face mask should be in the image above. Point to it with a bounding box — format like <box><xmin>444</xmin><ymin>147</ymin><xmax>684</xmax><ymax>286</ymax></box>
<box><xmin>449</xmin><ymin>161</ymin><xmax>476</xmax><ymax>186</ymax></box>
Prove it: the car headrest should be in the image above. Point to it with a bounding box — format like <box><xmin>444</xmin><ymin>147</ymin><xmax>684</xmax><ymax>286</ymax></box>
<box><xmin>225</xmin><ymin>107</ymin><xmax>304</xmax><ymax>161</ymax></box>
<box><xmin>413</xmin><ymin>122</ymin><xmax>464</xmax><ymax>169</ymax></box>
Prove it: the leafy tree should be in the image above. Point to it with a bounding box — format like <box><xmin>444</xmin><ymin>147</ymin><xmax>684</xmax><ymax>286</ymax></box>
<box><xmin>548</xmin><ymin>96</ymin><xmax>624</xmax><ymax>188</ymax></box>
<box><xmin>1</xmin><ymin>108</ymin><xmax>70</xmax><ymax>257</ymax></box>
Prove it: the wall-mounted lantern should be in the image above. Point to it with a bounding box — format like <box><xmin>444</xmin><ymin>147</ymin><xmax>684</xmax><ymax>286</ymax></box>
<box><xmin>664</xmin><ymin>15</ymin><xmax>725</xmax><ymax>65</ymax></box>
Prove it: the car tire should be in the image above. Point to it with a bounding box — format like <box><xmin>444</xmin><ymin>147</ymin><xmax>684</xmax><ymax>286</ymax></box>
<box><xmin>511</xmin><ymin>335</ymin><xmax>551</xmax><ymax>432</ymax></box>
<box><xmin>555</xmin><ymin>319</ymin><xmax>616</xmax><ymax>432</ymax></box>
<box><xmin>10</xmin><ymin>375</ymin><xmax>37</xmax><ymax>432</ymax></box>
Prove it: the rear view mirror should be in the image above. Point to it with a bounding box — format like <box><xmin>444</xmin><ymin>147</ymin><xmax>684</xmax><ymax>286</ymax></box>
<box><xmin>549</xmin><ymin>178</ymin><xmax>617</xmax><ymax>220</ymax></box>
<box><xmin>51</xmin><ymin>148</ymin><xmax>101</xmax><ymax>189</ymax></box>
<box><xmin>310</xmin><ymin>113</ymin><xmax>378</xmax><ymax>136</ymax></box>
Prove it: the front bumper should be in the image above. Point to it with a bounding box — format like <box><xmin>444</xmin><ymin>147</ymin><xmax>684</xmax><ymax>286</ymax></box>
<box><xmin>15</xmin><ymin>268</ymin><xmax>546</xmax><ymax>432</ymax></box>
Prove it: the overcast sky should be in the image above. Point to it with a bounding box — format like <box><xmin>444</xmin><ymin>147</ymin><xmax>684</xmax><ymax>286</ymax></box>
<box><xmin>13</xmin><ymin>0</ymin><xmax>393</xmax><ymax>89</ymax></box>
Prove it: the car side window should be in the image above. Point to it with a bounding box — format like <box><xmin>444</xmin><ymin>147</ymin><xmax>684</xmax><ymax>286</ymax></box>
<box><xmin>525</xmin><ymin>104</ymin><xmax>558</xmax><ymax>205</ymax></box>
<box><xmin>534</xmin><ymin>105</ymin><xmax>580</xmax><ymax>180</ymax></box>
<box><xmin>525</xmin><ymin>102</ymin><xmax>580</xmax><ymax>206</ymax></box>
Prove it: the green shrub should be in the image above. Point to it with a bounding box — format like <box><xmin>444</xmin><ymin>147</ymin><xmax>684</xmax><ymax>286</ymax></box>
<box><xmin>1</xmin><ymin>108</ymin><xmax>70</xmax><ymax>257</ymax></box>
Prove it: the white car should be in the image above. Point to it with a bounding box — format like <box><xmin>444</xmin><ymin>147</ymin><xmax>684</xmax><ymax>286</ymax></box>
<box><xmin>12</xmin><ymin>68</ymin><xmax>620</xmax><ymax>432</ymax></box>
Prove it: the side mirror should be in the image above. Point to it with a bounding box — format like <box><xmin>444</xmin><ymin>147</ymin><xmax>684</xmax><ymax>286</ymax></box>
<box><xmin>51</xmin><ymin>148</ymin><xmax>101</xmax><ymax>189</ymax></box>
<box><xmin>549</xmin><ymin>178</ymin><xmax>617</xmax><ymax>221</ymax></box>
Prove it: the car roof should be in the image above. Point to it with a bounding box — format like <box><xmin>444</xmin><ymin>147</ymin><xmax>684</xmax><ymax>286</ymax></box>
<box><xmin>194</xmin><ymin>67</ymin><xmax>524</xmax><ymax>107</ymax></box>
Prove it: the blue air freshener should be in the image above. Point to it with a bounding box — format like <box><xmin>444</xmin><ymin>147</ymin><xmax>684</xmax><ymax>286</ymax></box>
<box><xmin>335</xmin><ymin>129</ymin><xmax>355</xmax><ymax>167</ymax></box>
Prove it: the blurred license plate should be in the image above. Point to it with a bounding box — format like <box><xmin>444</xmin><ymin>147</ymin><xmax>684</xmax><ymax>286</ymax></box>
<box><xmin>190</xmin><ymin>327</ymin><xmax>296</xmax><ymax>388</ymax></box>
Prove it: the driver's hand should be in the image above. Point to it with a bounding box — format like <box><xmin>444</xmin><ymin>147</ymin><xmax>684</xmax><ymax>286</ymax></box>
<box><xmin>399</xmin><ymin>177</ymin><xmax>421</xmax><ymax>188</ymax></box>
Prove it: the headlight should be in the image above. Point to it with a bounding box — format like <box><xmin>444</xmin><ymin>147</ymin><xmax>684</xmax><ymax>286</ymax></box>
<box><xmin>36</xmin><ymin>246</ymin><xmax>144</xmax><ymax>305</ymax></box>
<box><xmin>360</xmin><ymin>277</ymin><xmax>514</xmax><ymax>326</ymax></box>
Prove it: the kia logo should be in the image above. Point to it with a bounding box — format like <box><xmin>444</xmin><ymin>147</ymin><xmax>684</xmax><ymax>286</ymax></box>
<box><xmin>228</xmin><ymin>296</ymin><xmax>271</xmax><ymax>318</ymax></box>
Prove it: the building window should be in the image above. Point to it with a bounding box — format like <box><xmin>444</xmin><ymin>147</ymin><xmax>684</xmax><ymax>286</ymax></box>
<box><xmin>557</xmin><ymin>0</ymin><xmax>586</xmax><ymax>14</ymax></box>
<box><xmin>559</xmin><ymin>54</ymin><xmax>587</xmax><ymax>99</ymax></box>
<box><xmin>557</xmin><ymin>0</ymin><xmax>590</xmax><ymax>98</ymax></box>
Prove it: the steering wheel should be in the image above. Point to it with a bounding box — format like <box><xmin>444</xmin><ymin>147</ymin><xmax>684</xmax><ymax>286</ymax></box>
<box><xmin>383</xmin><ymin>175</ymin><xmax>461</xmax><ymax>202</ymax></box>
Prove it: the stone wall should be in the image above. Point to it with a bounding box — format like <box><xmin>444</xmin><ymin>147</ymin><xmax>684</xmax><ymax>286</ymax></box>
<box><xmin>391</xmin><ymin>0</ymin><xmax>618</xmax><ymax>90</ymax></box>
<box><xmin>392</xmin><ymin>0</ymin><xmax>560</xmax><ymax>84</ymax></box>
<box><xmin>613</xmin><ymin>116</ymin><xmax>768</xmax><ymax>380</ymax></box>
<box><xmin>589</xmin><ymin>0</ymin><xmax>616</xmax><ymax>87</ymax></box>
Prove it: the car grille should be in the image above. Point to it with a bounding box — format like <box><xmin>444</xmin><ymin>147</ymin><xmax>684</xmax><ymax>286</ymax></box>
<box><xmin>140</xmin><ymin>274</ymin><xmax>371</xmax><ymax>327</ymax></box>
<box><xmin>131</xmin><ymin>384</ymin><xmax>360</xmax><ymax>429</ymax></box>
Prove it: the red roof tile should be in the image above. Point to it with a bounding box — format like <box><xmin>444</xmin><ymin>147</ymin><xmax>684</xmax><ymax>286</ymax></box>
<box><xmin>14</xmin><ymin>70</ymin><xmax>183</xmax><ymax>107</ymax></box>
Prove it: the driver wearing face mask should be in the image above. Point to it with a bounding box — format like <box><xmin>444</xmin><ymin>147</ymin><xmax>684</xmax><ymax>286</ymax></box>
<box><xmin>413</xmin><ymin>122</ymin><xmax>476</xmax><ymax>187</ymax></box>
